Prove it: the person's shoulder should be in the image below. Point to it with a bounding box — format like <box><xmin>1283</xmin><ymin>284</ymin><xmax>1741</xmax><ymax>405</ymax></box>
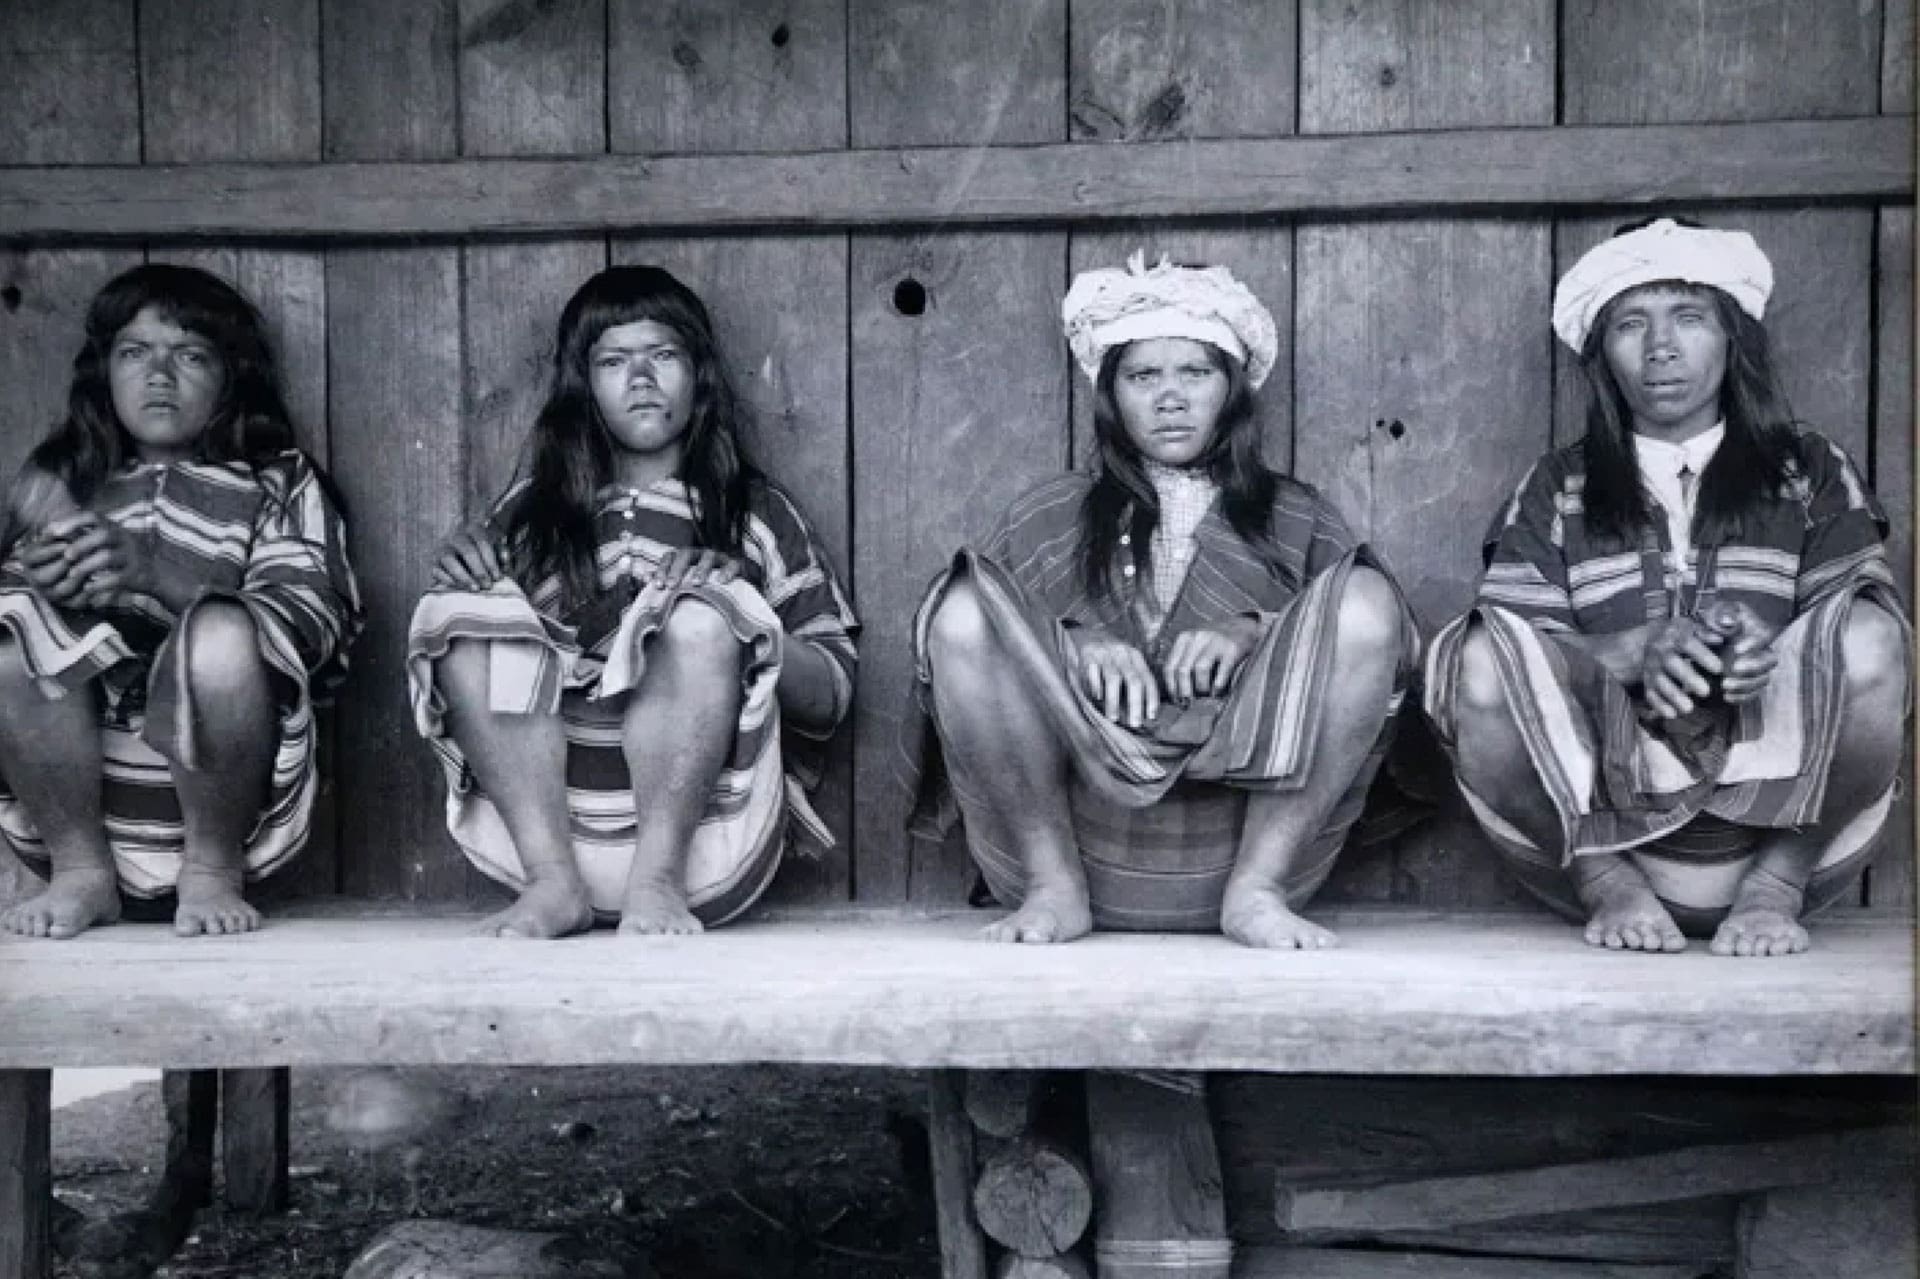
<box><xmin>1005</xmin><ymin>472</ymin><xmax>1091</xmax><ymax>521</ymax></box>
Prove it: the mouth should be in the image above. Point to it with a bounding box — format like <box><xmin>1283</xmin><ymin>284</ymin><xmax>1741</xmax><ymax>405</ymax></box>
<box><xmin>143</xmin><ymin>400</ymin><xmax>178</xmax><ymax>413</ymax></box>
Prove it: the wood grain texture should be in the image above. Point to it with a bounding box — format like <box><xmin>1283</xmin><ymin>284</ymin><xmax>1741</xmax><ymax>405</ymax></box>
<box><xmin>1888</xmin><ymin>0</ymin><xmax>1915</xmax><ymax>112</ymax></box>
<box><xmin>322</xmin><ymin>0</ymin><xmax>459</xmax><ymax>162</ymax></box>
<box><xmin>998</xmin><ymin>1253</ymin><xmax>1090</xmax><ymax>1279</ymax></box>
<box><xmin>850</xmin><ymin>231</ymin><xmax>1072</xmax><ymax>903</ymax></box>
<box><xmin>1239</xmin><ymin>1248</ymin><xmax>1705</xmax><ymax>1278</ymax></box>
<box><xmin>1275</xmin><ymin>1126</ymin><xmax>1914</xmax><ymax>1234</ymax></box>
<box><xmin>610</xmin><ymin>0</ymin><xmax>846</xmax><ymax>153</ymax></box>
<box><xmin>850</xmin><ymin>0</ymin><xmax>1066</xmax><ymax>148</ymax></box>
<box><xmin>1086</xmin><ymin>1071</ymin><xmax>1230</xmax><ymax>1279</ymax></box>
<box><xmin>4</xmin><ymin>119</ymin><xmax>1910</xmax><ymax>240</ymax></box>
<box><xmin>0</xmin><ymin>909</ymin><xmax>1909</xmax><ymax>1074</ymax></box>
<box><xmin>458</xmin><ymin>0</ymin><xmax>604</xmax><ymax>157</ymax></box>
<box><xmin>139</xmin><ymin>0</ymin><xmax>320</xmax><ymax>163</ymax></box>
<box><xmin>0</xmin><ymin>1070</ymin><xmax>50</xmax><ymax>1279</ymax></box>
<box><xmin>220</xmin><ymin>1068</ymin><xmax>290</xmax><ymax>1212</ymax></box>
<box><xmin>1069</xmin><ymin>0</ymin><xmax>1295</xmax><ymax>141</ymax></box>
<box><xmin>1736</xmin><ymin>1175</ymin><xmax>1918</xmax><ymax>1279</ymax></box>
<box><xmin>928</xmin><ymin>1071</ymin><xmax>991</xmax><ymax>1279</ymax></box>
<box><xmin>1563</xmin><ymin>0</ymin><xmax>1882</xmax><ymax>124</ymax></box>
<box><xmin>0</xmin><ymin>0</ymin><xmax>139</xmax><ymax>166</ymax></box>
<box><xmin>965</xmin><ymin>1070</ymin><xmax>1043</xmax><ymax>1140</ymax></box>
<box><xmin>974</xmin><ymin>1138</ymin><xmax>1093</xmax><ymax>1257</ymax></box>
<box><xmin>1868</xmin><ymin>207</ymin><xmax>1914</xmax><ymax>912</ymax></box>
<box><xmin>0</xmin><ymin>248</ymin><xmax>141</xmax><ymax>486</ymax></box>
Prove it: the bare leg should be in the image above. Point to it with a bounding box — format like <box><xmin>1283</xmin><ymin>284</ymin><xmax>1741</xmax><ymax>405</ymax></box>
<box><xmin>436</xmin><ymin>637</ymin><xmax>592</xmax><ymax>939</ymax></box>
<box><xmin>0</xmin><ymin>638</ymin><xmax>119</xmax><ymax>939</ymax></box>
<box><xmin>1222</xmin><ymin>567</ymin><xmax>1403</xmax><ymax>950</ymax></box>
<box><xmin>1713</xmin><ymin>601</ymin><xmax>1910</xmax><ymax>957</ymax></box>
<box><xmin>1451</xmin><ymin>623</ymin><xmax>1685</xmax><ymax>953</ymax></box>
<box><xmin>169</xmin><ymin>603</ymin><xmax>275</xmax><ymax>936</ymax></box>
<box><xmin>617</xmin><ymin>598</ymin><xmax>743</xmax><ymax>935</ymax></box>
<box><xmin>926</xmin><ymin>580</ymin><xmax>1091</xmax><ymax>944</ymax></box>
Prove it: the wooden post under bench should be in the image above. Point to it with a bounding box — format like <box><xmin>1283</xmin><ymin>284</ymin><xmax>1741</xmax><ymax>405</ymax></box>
<box><xmin>0</xmin><ymin>1069</ymin><xmax>50</xmax><ymax>1279</ymax></box>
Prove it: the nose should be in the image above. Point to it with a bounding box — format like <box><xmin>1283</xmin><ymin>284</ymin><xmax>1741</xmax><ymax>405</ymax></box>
<box><xmin>1646</xmin><ymin>319</ymin><xmax>1679</xmax><ymax>363</ymax></box>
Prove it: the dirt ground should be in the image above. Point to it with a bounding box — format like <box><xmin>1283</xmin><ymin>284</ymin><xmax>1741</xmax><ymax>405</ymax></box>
<box><xmin>51</xmin><ymin>1064</ymin><xmax>942</xmax><ymax>1278</ymax></box>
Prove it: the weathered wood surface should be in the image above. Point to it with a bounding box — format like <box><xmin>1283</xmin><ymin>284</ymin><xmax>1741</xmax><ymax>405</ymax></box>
<box><xmin>974</xmin><ymin>1137</ymin><xmax>1093</xmax><ymax>1258</ymax></box>
<box><xmin>965</xmin><ymin>1070</ymin><xmax>1045</xmax><ymax>1141</ymax></box>
<box><xmin>1069</xmin><ymin>0</ymin><xmax>1295</xmax><ymax>141</ymax></box>
<box><xmin>928</xmin><ymin>1071</ymin><xmax>991</xmax><ymax>1279</ymax></box>
<box><xmin>1888</xmin><ymin>0</ymin><xmax>1915</xmax><ymax>111</ymax></box>
<box><xmin>0</xmin><ymin>909</ymin><xmax>1908</xmax><ymax>1074</ymax></box>
<box><xmin>850</xmin><ymin>0</ymin><xmax>1065</xmax><ymax>149</ymax></box>
<box><xmin>1087</xmin><ymin>1071</ymin><xmax>1230</xmax><ymax>1279</ymax></box>
<box><xmin>458</xmin><ymin>0</ymin><xmax>604</xmax><ymax>158</ymax></box>
<box><xmin>0</xmin><ymin>1070</ymin><xmax>50</xmax><ymax>1279</ymax></box>
<box><xmin>325</xmin><ymin>0</ymin><xmax>468</xmax><ymax>901</ymax></box>
<box><xmin>1736</xmin><ymin>1175</ymin><xmax>1918</xmax><ymax>1279</ymax></box>
<box><xmin>0</xmin><ymin>0</ymin><xmax>139</xmax><ymax>167</ymax></box>
<box><xmin>0</xmin><ymin>118</ymin><xmax>1908</xmax><ymax>241</ymax></box>
<box><xmin>1870</xmin><ymin>204</ymin><xmax>1915</xmax><ymax>913</ymax></box>
<box><xmin>220</xmin><ymin>1068</ymin><xmax>290</xmax><ymax>1213</ymax></box>
<box><xmin>1239</xmin><ymin>1248</ymin><xmax>1705</xmax><ymax>1279</ymax></box>
<box><xmin>1276</xmin><ymin>1126</ymin><xmax>1914</xmax><ymax>1234</ymax></box>
<box><xmin>997</xmin><ymin>1255</ymin><xmax>1090</xmax><ymax>1279</ymax></box>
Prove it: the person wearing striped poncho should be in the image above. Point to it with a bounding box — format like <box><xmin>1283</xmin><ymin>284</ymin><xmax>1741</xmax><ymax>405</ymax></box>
<box><xmin>409</xmin><ymin>267</ymin><xmax>857</xmax><ymax>940</ymax></box>
<box><xmin>1425</xmin><ymin>218</ymin><xmax>1911</xmax><ymax>956</ymax></box>
<box><xmin>901</xmin><ymin>254</ymin><xmax>1416</xmax><ymax>948</ymax></box>
<box><xmin>0</xmin><ymin>265</ymin><xmax>362</xmax><ymax>940</ymax></box>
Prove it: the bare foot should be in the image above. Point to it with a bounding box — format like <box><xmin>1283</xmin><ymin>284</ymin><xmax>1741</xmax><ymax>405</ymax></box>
<box><xmin>173</xmin><ymin>864</ymin><xmax>261</xmax><ymax>937</ymax></box>
<box><xmin>1711</xmin><ymin>870</ymin><xmax>1810</xmax><ymax>957</ymax></box>
<box><xmin>1221</xmin><ymin>880</ymin><xmax>1337</xmax><ymax>950</ymax></box>
<box><xmin>980</xmin><ymin>878</ymin><xmax>1091</xmax><ymax>944</ymax></box>
<box><xmin>617</xmin><ymin>876</ymin><xmax>704</xmax><ymax>937</ymax></box>
<box><xmin>1</xmin><ymin>866</ymin><xmax>119</xmax><ymax>939</ymax></box>
<box><xmin>476</xmin><ymin>875</ymin><xmax>594</xmax><ymax>939</ymax></box>
<box><xmin>1578</xmin><ymin>858</ymin><xmax>1685</xmax><ymax>953</ymax></box>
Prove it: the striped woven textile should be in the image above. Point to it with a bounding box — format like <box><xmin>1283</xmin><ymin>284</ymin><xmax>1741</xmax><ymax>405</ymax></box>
<box><xmin>1424</xmin><ymin>429</ymin><xmax>1910</xmax><ymax>924</ymax></box>
<box><xmin>899</xmin><ymin>473</ymin><xmax>1414</xmax><ymax>931</ymax></box>
<box><xmin>406</xmin><ymin>476</ymin><xmax>858</xmax><ymax>925</ymax></box>
<box><xmin>0</xmin><ymin>453</ymin><xmax>362</xmax><ymax>896</ymax></box>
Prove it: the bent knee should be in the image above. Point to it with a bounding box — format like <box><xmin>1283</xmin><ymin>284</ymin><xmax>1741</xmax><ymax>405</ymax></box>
<box><xmin>656</xmin><ymin>596</ymin><xmax>742</xmax><ymax>661</ymax></box>
<box><xmin>926</xmin><ymin>580</ymin><xmax>995</xmax><ymax>666</ymax></box>
<box><xmin>0</xmin><ymin>636</ymin><xmax>34</xmax><ymax>688</ymax></box>
<box><xmin>183</xmin><ymin>601</ymin><xmax>263</xmax><ymax>678</ymax></box>
<box><xmin>1452</xmin><ymin>625</ymin><xmax>1509</xmax><ymax>719</ymax></box>
<box><xmin>1842</xmin><ymin>601</ymin><xmax>1912</xmax><ymax>699</ymax></box>
<box><xmin>1333</xmin><ymin>566</ymin><xmax>1405</xmax><ymax>661</ymax></box>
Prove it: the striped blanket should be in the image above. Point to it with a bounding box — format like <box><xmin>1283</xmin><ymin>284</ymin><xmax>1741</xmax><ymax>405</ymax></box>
<box><xmin>0</xmin><ymin>453</ymin><xmax>362</xmax><ymax>895</ymax></box>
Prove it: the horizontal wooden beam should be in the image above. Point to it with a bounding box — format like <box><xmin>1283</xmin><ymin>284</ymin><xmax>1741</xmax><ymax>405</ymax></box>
<box><xmin>0</xmin><ymin>118</ymin><xmax>1907</xmax><ymax>241</ymax></box>
<box><xmin>0</xmin><ymin>908</ymin><xmax>1910</xmax><ymax>1074</ymax></box>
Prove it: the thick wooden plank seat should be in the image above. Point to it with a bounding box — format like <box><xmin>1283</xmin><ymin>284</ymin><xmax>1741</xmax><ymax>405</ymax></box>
<box><xmin>1</xmin><ymin>905</ymin><xmax>1910</xmax><ymax>1077</ymax></box>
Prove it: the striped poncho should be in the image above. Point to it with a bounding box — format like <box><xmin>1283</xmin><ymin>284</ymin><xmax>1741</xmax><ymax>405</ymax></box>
<box><xmin>407</xmin><ymin>476</ymin><xmax>859</xmax><ymax>924</ymax></box>
<box><xmin>0</xmin><ymin>452</ymin><xmax>362</xmax><ymax>894</ymax></box>
<box><xmin>900</xmin><ymin>473</ymin><xmax>1415</xmax><ymax>930</ymax></box>
<box><xmin>1424</xmin><ymin>429</ymin><xmax>1908</xmax><ymax>922</ymax></box>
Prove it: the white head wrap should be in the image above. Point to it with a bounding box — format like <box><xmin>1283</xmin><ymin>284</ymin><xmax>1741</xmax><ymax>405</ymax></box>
<box><xmin>1061</xmin><ymin>251</ymin><xmax>1279</xmax><ymax>389</ymax></box>
<box><xmin>1552</xmin><ymin>218</ymin><xmax>1773</xmax><ymax>352</ymax></box>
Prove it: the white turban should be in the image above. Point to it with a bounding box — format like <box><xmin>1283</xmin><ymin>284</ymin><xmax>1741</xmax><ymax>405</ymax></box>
<box><xmin>1552</xmin><ymin>218</ymin><xmax>1773</xmax><ymax>352</ymax></box>
<box><xmin>1061</xmin><ymin>252</ymin><xmax>1279</xmax><ymax>389</ymax></box>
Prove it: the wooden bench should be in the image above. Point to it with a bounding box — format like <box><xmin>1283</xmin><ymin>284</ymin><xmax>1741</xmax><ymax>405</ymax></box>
<box><xmin>2</xmin><ymin>904</ymin><xmax>1912</xmax><ymax>1277</ymax></box>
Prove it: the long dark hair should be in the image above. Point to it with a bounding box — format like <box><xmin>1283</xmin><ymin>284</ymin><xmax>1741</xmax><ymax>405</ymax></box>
<box><xmin>1575</xmin><ymin>221</ymin><xmax>1803</xmax><ymax>547</ymax></box>
<box><xmin>26</xmin><ymin>263</ymin><xmax>303</xmax><ymax>510</ymax></box>
<box><xmin>1077</xmin><ymin>340</ymin><xmax>1289</xmax><ymax>599</ymax></box>
<box><xmin>500</xmin><ymin>265</ymin><xmax>759</xmax><ymax>608</ymax></box>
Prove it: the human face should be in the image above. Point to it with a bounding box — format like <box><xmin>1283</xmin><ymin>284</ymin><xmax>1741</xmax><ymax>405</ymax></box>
<box><xmin>1600</xmin><ymin>284</ymin><xmax>1729</xmax><ymax>442</ymax></box>
<box><xmin>588</xmin><ymin>319</ymin><xmax>696</xmax><ymax>479</ymax></box>
<box><xmin>1112</xmin><ymin>338</ymin><xmax>1230</xmax><ymax>469</ymax></box>
<box><xmin>107</xmin><ymin>305</ymin><xmax>226</xmax><ymax>463</ymax></box>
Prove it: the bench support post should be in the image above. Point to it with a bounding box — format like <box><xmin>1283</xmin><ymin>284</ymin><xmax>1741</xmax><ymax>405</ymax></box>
<box><xmin>0</xmin><ymin>1069</ymin><xmax>50</xmax><ymax>1279</ymax></box>
<box><xmin>220</xmin><ymin>1068</ymin><xmax>290</xmax><ymax>1212</ymax></box>
<box><xmin>928</xmin><ymin>1070</ymin><xmax>990</xmax><ymax>1279</ymax></box>
<box><xmin>1087</xmin><ymin>1070</ymin><xmax>1231</xmax><ymax>1279</ymax></box>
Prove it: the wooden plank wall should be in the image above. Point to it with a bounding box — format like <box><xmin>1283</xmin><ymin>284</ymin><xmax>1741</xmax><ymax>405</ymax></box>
<box><xmin>0</xmin><ymin>0</ymin><xmax>1909</xmax><ymax>913</ymax></box>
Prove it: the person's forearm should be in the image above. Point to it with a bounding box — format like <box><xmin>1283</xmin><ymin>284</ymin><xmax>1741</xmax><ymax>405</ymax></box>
<box><xmin>777</xmin><ymin>640</ymin><xmax>845</xmax><ymax>733</ymax></box>
<box><xmin>1549</xmin><ymin>623</ymin><xmax>1652</xmax><ymax>687</ymax></box>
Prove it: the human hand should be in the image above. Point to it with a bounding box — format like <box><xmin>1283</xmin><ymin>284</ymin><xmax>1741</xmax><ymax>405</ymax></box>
<box><xmin>646</xmin><ymin>547</ymin><xmax>742</xmax><ymax>592</ymax></box>
<box><xmin>431</xmin><ymin>522</ymin><xmax>507</xmax><ymax>591</ymax></box>
<box><xmin>1639</xmin><ymin>615</ymin><xmax>1724</xmax><ymax>720</ymax></box>
<box><xmin>1708</xmin><ymin>601</ymin><xmax>1779</xmax><ymax>704</ymax></box>
<box><xmin>27</xmin><ymin>514</ymin><xmax>150</xmax><ymax>610</ymax></box>
<box><xmin>1075</xmin><ymin>636</ymin><xmax>1160</xmax><ymax>728</ymax></box>
<box><xmin>1161</xmin><ymin>617</ymin><xmax>1261</xmax><ymax>702</ymax></box>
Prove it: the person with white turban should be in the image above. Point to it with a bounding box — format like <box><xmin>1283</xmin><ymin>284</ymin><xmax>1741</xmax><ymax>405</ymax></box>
<box><xmin>899</xmin><ymin>253</ymin><xmax>1415</xmax><ymax>949</ymax></box>
<box><xmin>1424</xmin><ymin>217</ymin><xmax>1911</xmax><ymax>956</ymax></box>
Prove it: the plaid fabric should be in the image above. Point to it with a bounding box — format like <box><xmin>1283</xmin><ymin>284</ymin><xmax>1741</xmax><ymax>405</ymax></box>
<box><xmin>406</xmin><ymin>477</ymin><xmax>858</xmax><ymax>923</ymax></box>
<box><xmin>1426</xmin><ymin>428</ymin><xmax>1910</xmax><ymax>865</ymax></box>
<box><xmin>898</xmin><ymin>473</ymin><xmax>1416</xmax><ymax>928</ymax></box>
<box><xmin>1141</xmin><ymin>459</ymin><xmax>1217</xmax><ymax>626</ymax></box>
<box><xmin>0</xmin><ymin>453</ymin><xmax>362</xmax><ymax>894</ymax></box>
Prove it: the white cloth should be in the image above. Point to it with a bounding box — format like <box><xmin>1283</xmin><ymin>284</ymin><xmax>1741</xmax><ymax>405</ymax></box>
<box><xmin>1633</xmin><ymin>422</ymin><xmax>1724</xmax><ymax>566</ymax></box>
<box><xmin>1062</xmin><ymin>252</ymin><xmax>1279</xmax><ymax>388</ymax></box>
<box><xmin>1552</xmin><ymin>219</ymin><xmax>1773</xmax><ymax>351</ymax></box>
<box><xmin>1142</xmin><ymin>460</ymin><xmax>1217</xmax><ymax>616</ymax></box>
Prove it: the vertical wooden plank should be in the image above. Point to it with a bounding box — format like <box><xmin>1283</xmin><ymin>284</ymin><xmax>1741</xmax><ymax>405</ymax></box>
<box><xmin>1869</xmin><ymin>206</ymin><xmax>1914</xmax><ymax>911</ymax></box>
<box><xmin>849</xmin><ymin>0</ymin><xmax>1067</xmax><ymax>148</ymax></box>
<box><xmin>220</xmin><ymin>1068</ymin><xmax>290</xmax><ymax>1212</ymax></box>
<box><xmin>1887</xmin><ymin>0</ymin><xmax>1915</xmax><ymax>111</ymax></box>
<box><xmin>1295</xmin><ymin>0</ymin><xmax>1555</xmax><ymax>908</ymax></box>
<box><xmin>0</xmin><ymin>1070</ymin><xmax>51</xmax><ymax>1279</ymax></box>
<box><xmin>1562</xmin><ymin>0</ymin><xmax>1882</xmax><ymax>124</ymax></box>
<box><xmin>928</xmin><ymin>1071</ymin><xmax>992</xmax><ymax>1279</ymax></box>
<box><xmin>609</xmin><ymin>0</ymin><xmax>846</xmax><ymax>154</ymax></box>
<box><xmin>0</xmin><ymin>0</ymin><xmax>140</xmax><ymax>166</ymax></box>
<box><xmin>1069</xmin><ymin>0</ymin><xmax>1295</xmax><ymax>141</ymax></box>
<box><xmin>850</xmin><ymin>1</ymin><xmax>1069</xmax><ymax>904</ymax></box>
<box><xmin>325</xmin><ymin>0</ymin><xmax>468</xmax><ymax>900</ymax></box>
<box><xmin>610</xmin><ymin>0</ymin><xmax>851</xmax><ymax>903</ymax></box>
<box><xmin>459</xmin><ymin>0</ymin><xmax>604</xmax><ymax>157</ymax></box>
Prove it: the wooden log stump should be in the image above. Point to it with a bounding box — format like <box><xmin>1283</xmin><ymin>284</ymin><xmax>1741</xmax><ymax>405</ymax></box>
<box><xmin>220</xmin><ymin>1067</ymin><xmax>290</xmax><ymax>1212</ymax></box>
<box><xmin>1239</xmin><ymin>1246</ymin><xmax>1709</xmax><ymax>1277</ymax></box>
<box><xmin>0</xmin><ymin>1069</ymin><xmax>50</xmax><ymax>1279</ymax></box>
<box><xmin>1086</xmin><ymin>1070</ymin><xmax>1230</xmax><ymax>1279</ymax></box>
<box><xmin>997</xmin><ymin>1251</ymin><xmax>1092</xmax><ymax>1279</ymax></box>
<box><xmin>974</xmin><ymin>1137</ymin><xmax>1094</xmax><ymax>1259</ymax></box>
<box><xmin>928</xmin><ymin>1072</ymin><xmax>991</xmax><ymax>1279</ymax></box>
<box><xmin>1737</xmin><ymin>1173</ymin><xmax>1918</xmax><ymax>1279</ymax></box>
<box><xmin>966</xmin><ymin>1070</ymin><xmax>1044</xmax><ymax>1141</ymax></box>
